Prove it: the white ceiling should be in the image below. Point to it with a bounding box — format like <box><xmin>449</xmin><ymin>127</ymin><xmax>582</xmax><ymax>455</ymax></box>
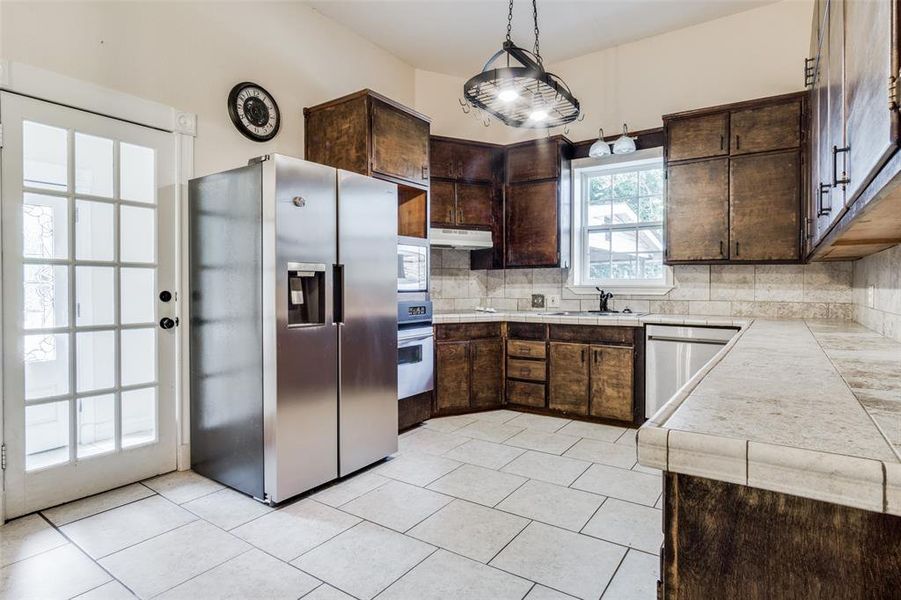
<box><xmin>308</xmin><ymin>0</ymin><xmax>779</xmax><ymax>76</ymax></box>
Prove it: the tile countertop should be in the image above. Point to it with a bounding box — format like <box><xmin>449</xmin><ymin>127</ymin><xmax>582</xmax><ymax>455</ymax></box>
<box><xmin>637</xmin><ymin>319</ymin><xmax>901</xmax><ymax>517</ymax></box>
<box><xmin>433</xmin><ymin>311</ymin><xmax>901</xmax><ymax>516</ymax></box>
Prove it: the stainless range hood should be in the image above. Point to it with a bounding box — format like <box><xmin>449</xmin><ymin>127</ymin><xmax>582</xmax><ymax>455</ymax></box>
<box><xmin>429</xmin><ymin>228</ymin><xmax>493</xmax><ymax>250</ymax></box>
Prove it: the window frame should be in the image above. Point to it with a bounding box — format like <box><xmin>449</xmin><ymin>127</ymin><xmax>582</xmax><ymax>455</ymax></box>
<box><xmin>569</xmin><ymin>148</ymin><xmax>673</xmax><ymax>295</ymax></box>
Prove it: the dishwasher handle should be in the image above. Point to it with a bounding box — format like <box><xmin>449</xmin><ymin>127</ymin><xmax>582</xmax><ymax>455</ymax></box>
<box><xmin>647</xmin><ymin>335</ymin><xmax>729</xmax><ymax>345</ymax></box>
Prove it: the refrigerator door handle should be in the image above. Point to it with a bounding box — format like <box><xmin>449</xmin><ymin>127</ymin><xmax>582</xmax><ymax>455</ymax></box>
<box><xmin>333</xmin><ymin>263</ymin><xmax>345</xmax><ymax>324</ymax></box>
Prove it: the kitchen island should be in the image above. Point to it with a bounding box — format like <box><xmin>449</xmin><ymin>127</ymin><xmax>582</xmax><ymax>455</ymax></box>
<box><xmin>636</xmin><ymin>318</ymin><xmax>901</xmax><ymax>598</ymax></box>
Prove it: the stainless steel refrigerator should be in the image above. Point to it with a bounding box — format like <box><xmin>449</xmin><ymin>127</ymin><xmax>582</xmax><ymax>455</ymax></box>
<box><xmin>189</xmin><ymin>154</ymin><xmax>398</xmax><ymax>504</ymax></box>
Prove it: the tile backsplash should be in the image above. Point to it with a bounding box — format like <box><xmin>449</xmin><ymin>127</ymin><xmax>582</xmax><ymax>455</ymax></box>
<box><xmin>431</xmin><ymin>249</ymin><xmax>855</xmax><ymax>320</ymax></box>
<box><xmin>852</xmin><ymin>244</ymin><xmax>901</xmax><ymax>343</ymax></box>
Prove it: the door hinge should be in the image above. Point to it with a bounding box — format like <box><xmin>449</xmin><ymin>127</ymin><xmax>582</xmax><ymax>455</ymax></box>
<box><xmin>1</xmin><ymin>444</ymin><xmax>7</xmax><ymax>470</ymax></box>
<box><xmin>804</xmin><ymin>57</ymin><xmax>816</xmax><ymax>88</ymax></box>
<box><xmin>889</xmin><ymin>74</ymin><xmax>899</xmax><ymax>111</ymax></box>
<box><xmin>0</xmin><ymin>123</ymin><xmax>4</xmax><ymax>149</ymax></box>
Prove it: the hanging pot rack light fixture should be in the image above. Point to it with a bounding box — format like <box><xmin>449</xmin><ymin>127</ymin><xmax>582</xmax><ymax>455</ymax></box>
<box><xmin>462</xmin><ymin>0</ymin><xmax>581</xmax><ymax>129</ymax></box>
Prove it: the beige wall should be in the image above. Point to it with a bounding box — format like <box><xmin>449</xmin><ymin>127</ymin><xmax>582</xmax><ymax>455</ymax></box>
<box><xmin>416</xmin><ymin>0</ymin><xmax>813</xmax><ymax>144</ymax></box>
<box><xmin>1</xmin><ymin>1</ymin><xmax>416</xmax><ymax>177</ymax></box>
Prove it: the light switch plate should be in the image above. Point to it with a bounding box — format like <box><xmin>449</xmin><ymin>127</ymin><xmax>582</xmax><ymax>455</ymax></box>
<box><xmin>531</xmin><ymin>294</ymin><xmax>546</xmax><ymax>309</ymax></box>
<box><xmin>547</xmin><ymin>294</ymin><xmax>561</xmax><ymax>308</ymax></box>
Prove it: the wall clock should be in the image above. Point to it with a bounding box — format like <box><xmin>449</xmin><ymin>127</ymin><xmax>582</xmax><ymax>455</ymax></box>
<box><xmin>227</xmin><ymin>82</ymin><xmax>280</xmax><ymax>142</ymax></box>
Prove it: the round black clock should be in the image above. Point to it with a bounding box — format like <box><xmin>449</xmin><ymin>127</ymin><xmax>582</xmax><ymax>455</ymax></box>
<box><xmin>227</xmin><ymin>82</ymin><xmax>280</xmax><ymax>142</ymax></box>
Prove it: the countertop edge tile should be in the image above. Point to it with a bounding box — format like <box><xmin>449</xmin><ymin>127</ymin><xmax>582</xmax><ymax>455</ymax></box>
<box><xmin>747</xmin><ymin>441</ymin><xmax>885</xmax><ymax>514</ymax></box>
<box><xmin>668</xmin><ymin>430</ymin><xmax>747</xmax><ymax>486</ymax></box>
<box><xmin>636</xmin><ymin>426</ymin><xmax>668</xmax><ymax>471</ymax></box>
<box><xmin>885</xmin><ymin>462</ymin><xmax>901</xmax><ymax>516</ymax></box>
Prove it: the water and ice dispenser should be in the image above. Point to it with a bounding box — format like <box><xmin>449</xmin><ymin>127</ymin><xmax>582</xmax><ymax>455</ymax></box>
<box><xmin>286</xmin><ymin>262</ymin><xmax>326</xmax><ymax>326</ymax></box>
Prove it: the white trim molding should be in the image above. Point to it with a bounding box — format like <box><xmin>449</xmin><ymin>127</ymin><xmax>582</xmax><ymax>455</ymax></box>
<box><xmin>0</xmin><ymin>60</ymin><xmax>197</xmax><ymax>137</ymax></box>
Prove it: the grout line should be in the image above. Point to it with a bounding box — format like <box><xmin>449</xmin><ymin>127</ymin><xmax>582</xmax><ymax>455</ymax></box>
<box><xmin>597</xmin><ymin>548</ymin><xmax>630</xmax><ymax>600</ymax></box>
<box><xmin>36</xmin><ymin>512</ymin><xmax>140</xmax><ymax>599</ymax></box>
<box><xmin>369</xmin><ymin>547</ymin><xmax>439</xmax><ymax>600</ymax></box>
<box><xmin>45</xmin><ymin>492</ymin><xmax>159</xmax><ymax>529</ymax></box>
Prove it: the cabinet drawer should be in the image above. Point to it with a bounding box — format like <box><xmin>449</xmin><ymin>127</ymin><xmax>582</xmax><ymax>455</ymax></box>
<box><xmin>507</xmin><ymin>322</ymin><xmax>547</xmax><ymax>340</ymax></box>
<box><xmin>506</xmin><ymin>380</ymin><xmax>546</xmax><ymax>407</ymax></box>
<box><xmin>507</xmin><ymin>358</ymin><xmax>546</xmax><ymax>381</ymax></box>
<box><xmin>548</xmin><ymin>324</ymin><xmax>636</xmax><ymax>345</ymax></box>
<box><xmin>436</xmin><ymin>322</ymin><xmax>502</xmax><ymax>341</ymax></box>
<box><xmin>507</xmin><ymin>339</ymin><xmax>546</xmax><ymax>359</ymax></box>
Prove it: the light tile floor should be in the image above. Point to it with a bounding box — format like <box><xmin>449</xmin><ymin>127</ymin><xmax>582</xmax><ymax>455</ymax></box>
<box><xmin>0</xmin><ymin>409</ymin><xmax>662</xmax><ymax>600</ymax></box>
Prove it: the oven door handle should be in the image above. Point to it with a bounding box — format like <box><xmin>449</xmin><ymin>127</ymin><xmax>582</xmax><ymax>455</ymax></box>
<box><xmin>398</xmin><ymin>332</ymin><xmax>435</xmax><ymax>343</ymax></box>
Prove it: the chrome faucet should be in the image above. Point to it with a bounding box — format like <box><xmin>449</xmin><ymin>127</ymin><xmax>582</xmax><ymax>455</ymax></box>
<box><xmin>596</xmin><ymin>288</ymin><xmax>613</xmax><ymax>312</ymax></box>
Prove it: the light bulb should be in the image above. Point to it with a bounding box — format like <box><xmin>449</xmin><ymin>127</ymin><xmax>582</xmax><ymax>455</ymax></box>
<box><xmin>498</xmin><ymin>89</ymin><xmax>519</xmax><ymax>102</ymax></box>
<box><xmin>529</xmin><ymin>110</ymin><xmax>548</xmax><ymax>121</ymax></box>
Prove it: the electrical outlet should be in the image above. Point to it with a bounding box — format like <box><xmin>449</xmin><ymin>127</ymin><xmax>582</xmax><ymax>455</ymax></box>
<box><xmin>531</xmin><ymin>294</ymin><xmax>546</xmax><ymax>309</ymax></box>
<box><xmin>868</xmin><ymin>284</ymin><xmax>876</xmax><ymax>308</ymax></box>
<box><xmin>547</xmin><ymin>294</ymin><xmax>561</xmax><ymax>308</ymax></box>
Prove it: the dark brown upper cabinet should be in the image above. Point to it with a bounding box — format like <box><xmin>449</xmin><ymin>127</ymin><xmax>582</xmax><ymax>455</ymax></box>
<box><xmin>730</xmin><ymin>151</ymin><xmax>801</xmax><ymax>262</ymax></box>
<box><xmin>304</xmin><ymin>90</ymin><xmax>431</xmax><ymax>238</ymax></box>
<box><xmin>666</xmin><ymin>113</ymin><xmax>729</xmax><ymax>162</ymax></box>
<box><xmin>429</xmin><ymin>137</ymin><xmax>495</xmax><ymax>182</ymax></box>
<box><xmin>457</xmin><ymin>183</ymin><xmax>493</xmax><ymax>227</ymax></box>
<box><xmin>666</xmin><ymin>159</ymin><xmax>729</xmax><ymax>262</ymax></box>
<box><xmin>731</xmin><ymin>102</ymin><xmax>802</xmax><ymax>155</ymax></box>
<box><xmin>430</xmin><ymin>180</ymin><xmax>457</xmax><ymax>227</ymax></box>
<box><xmin>804</xmin><ymin>0</ymin><xmax>901</xmax><ymax>261</ymax></box>
<box><xmin>504</xmin><ymin>136</ymin><xmax>573</xmax><ymax>269</ymax></box>
<box><xmin>663</xmin><ymin>92</ymin><xmax>806</xmax><ymax>264</ymax></box>
<box><xmin>506</xmin><ymin>180</ymin><xmax>562</xmax><ymax>268</ymax></box>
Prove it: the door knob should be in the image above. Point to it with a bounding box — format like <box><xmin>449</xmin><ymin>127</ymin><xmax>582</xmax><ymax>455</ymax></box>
<box><xmin>159</xmin><ymin>290</ymin><xmax>173</xmax><ymax>302</ymax></box>
<box><xmin>159</xmin><ymin>317</ymin><xmax>178</xmax><ymax>329</ymax></box>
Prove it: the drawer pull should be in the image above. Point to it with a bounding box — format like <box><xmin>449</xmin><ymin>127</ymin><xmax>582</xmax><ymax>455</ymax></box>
<box><xmin>520</xmin><ymin>368</ymin><xmax>529</xmax><ymax>377</ymax></box>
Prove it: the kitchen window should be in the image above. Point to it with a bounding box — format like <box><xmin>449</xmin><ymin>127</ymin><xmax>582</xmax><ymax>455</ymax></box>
<box><xmin>570</xmin><ymin>148</ymin><xmax>672</xmax><ymax>293</ymax></box>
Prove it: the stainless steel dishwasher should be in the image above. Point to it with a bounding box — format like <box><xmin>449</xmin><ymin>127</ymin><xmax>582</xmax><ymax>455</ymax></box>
<box><xmin>645</xmin><ymin>325</ymin><xmax>738</xmax><ymax>418</ymax></box>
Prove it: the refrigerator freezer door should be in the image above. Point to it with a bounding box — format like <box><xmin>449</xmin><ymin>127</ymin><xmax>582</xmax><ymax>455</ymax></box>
<box><xmin>189</xmin><ymin>164</ymin><xmax>265</xmax><ymax>499</ymax></box>
<box><xmin>265</xmin><ymin>156</ymin><xmax>340</xmax><ymax>502</ymax></box>
<box><xmin>337</xmin><ymin>170</ymin><xmax>399</xmax><ymax>476</ymax></box>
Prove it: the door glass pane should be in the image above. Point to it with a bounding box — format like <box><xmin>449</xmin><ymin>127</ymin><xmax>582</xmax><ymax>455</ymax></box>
<box><xmin>120</xmin><ymin>268</ymin><xmax>155</xmax><ymax>324</ymax></box>
<box><xmin>25</xmin><ymin>333</ymin><xmax>69</xmax><ymax>399</ymax></box>
<box><xmin>24</xmin><ymin>264</ymin><xmax>69</xmax><ymax>329</ymax></box>
<box><xmin>75</xmin><ymin>200</ymin><xmax>115</xmax><ymax>261</ymax></box>
<box><xmin>121</xmin><ymin>328</ymin><xmax>155</xmax><ymax>386</ymax></box>
<box><xmin>120</xmin><ymin>205</ymin><xmax>155</xmax><ymax>263</ymax></box>
<box><xmin>76</xmin><ymin>330</ymin><xmax>116</xmax><ymax>393</ymax></box>
<box><xmin>75</xmin><ymin>133</ymin><xmax>114</xmax><ymax>198</ymax></box>
<box><xmin>122</xmin><ymin>387</ymin><xmax>156</xmax><ymax>448</ymax></box>
<box><xmin>76</xmin><ymin>266</ymin><xmax>115</xmax><ymax>326</ymax></box>
<box><xmin>24</xmin><ymin>193</ymin><xmax>68</xmax><ymax>259</ymax></box>
<box><xmin>26</xmin><ymin>401</ymin><xmax>70</xmax><ymax>470</ymax></box>
<box><xmin>23</xmin><ymin>121</ymin><xmax>67</xmax><ymax>192</ymax></box>
<box><xmin>77</xmin><ymin>394</ymin><xmax>115</xmax><ymax>458</ymax></box>
<box><xmin>120</xmin><ymin>143</ymin><xmax>155</xmax><ymax>204</ymax></box>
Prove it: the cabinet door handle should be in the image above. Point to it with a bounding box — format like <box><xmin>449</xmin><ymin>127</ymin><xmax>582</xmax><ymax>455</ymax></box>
<box><xmin>719</xmin><ymin>240</ymin><xmax>724</xmax><ymax>257</ymax></box>
<box><xmin>818</xmin><ymin>183</ymin><xmax>832</xmax><ymax>216</ymax></box>
<box><xmin>581</xmin><ymin>348</ymin><xmax>586</xmax><ymax>364</ymax></box>
<box><xmin>832</xmin><ymin>145</ymin><xmax>850</xmax><ymax>186</ymax></box>
<box><xmin>720</xmin><ymin>135</ymin><xmax>724</xmax><ymax>151</ymax></box>
<box><xmin>735</xmin><ymin>241</ymin><xmax>741</xmax><ymax>257</ymax></box>
<box><xmin>735</xmin><ymin>135</ymin><xmax>741</xmax><ymax>150</ymax></box>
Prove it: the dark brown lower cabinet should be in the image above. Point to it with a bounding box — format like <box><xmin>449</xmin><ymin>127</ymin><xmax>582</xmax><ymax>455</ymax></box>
<box><xmin>663</xmin><ymin>472</ymin><xmax>901</xmax><ymax>599</ymax></box>
<box><xmin>435</xmin><ymin>342</ymin><xmax>470</xmax><ymax>412</ymax></box>
<box><xmin>548</xmin><ymin>342</ymin><xmax>590</xmax><ymax>415</ymax></box>
<box><xmin>470</xmin><ymin>338</ymin><xmax>503</xmax><ymax>407</ymax></box>
<box><xmin>589</xmin><ymin>345</ymin><xmax>634</xmax><ymax>421</ymax></box>
<box><xmin>506</xmin><ymin>380</ymin><xmax>545</xmax><ymax>407</ymax></box>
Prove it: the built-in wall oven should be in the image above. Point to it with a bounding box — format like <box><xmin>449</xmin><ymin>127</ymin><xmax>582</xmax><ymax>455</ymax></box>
<box><xmin>397</xmin><ymin>236</ymin><xmax>429</xmax><ymax>295</ymax></box>
<box><xmin>397</xmin><ymin>300</ymin><xmax>433</xmax><ymax>400</ymax></box>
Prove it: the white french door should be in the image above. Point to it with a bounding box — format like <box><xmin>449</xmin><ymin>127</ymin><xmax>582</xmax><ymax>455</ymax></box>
<box><xmin>1</xmin><ymin>92</ymin><xmax>178</xmax><ymax>518</ymax></box>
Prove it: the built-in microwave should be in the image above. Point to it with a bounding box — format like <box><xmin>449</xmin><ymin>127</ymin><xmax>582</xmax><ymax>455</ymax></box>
<box><xmin>397</xmin><ymin>236</ymin><xmax>429</xmax><ymax>294</ymax></box>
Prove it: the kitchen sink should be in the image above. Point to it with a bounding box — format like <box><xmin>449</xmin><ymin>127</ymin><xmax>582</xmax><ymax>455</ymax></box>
<box><xmin>538</xmin><ymin>310</ymin><xmax>648</xmax><ymax>317</ymax></box>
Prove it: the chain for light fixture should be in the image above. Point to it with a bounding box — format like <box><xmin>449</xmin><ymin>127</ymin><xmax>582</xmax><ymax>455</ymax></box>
<box><xmin>461</xmin><ymin>0</ymin><xmax>580</xmax><ymax>129</ymax></box>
